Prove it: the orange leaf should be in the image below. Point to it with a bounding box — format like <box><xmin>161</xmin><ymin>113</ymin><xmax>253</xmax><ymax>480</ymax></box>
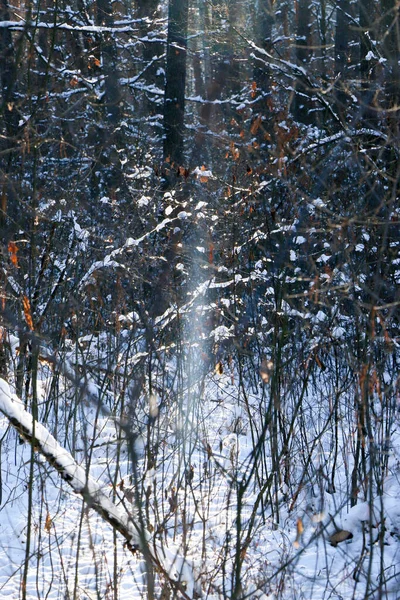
<box><xmin>294</xmin><ymin>517</ymin><xmax>304</xmax><ymax>548</ymax></box>
<box><xmin>250</xmin><ymin>115</ymin><xmax>262</xmax><ymax>136</ymax></box>
<box><xmin>22</xmin><ymin>296</ymin><xmax>34</xmax><ymax>331</ymax></box>
<box><xmin>260</xmin><ymin>359</ymin><xmax>273</xmax><ymax>384</ymax></box>
<box><xmin>230</xmin><ymin>141</ymin><xmax>239</xmax><ymax>160</ymax></box>
<box><xmin>8</xmin><ymin>241</ymin><xmax>18</xmax><ymax>267</ymax></box>
<box><xmin>44</xmin><ymin>511</ymin><xmax>52</xmax><ymax>533</ymax></box>
<box><xmin>297</xmin><ymin>517</ymin><xmax>304</xmax><ymax>536</ymax></box>
<box><xmin>200</xmin><ymin>165</ymin><xmax>209</xmax><ymax>183</ymax></box>
<box><xmin>215</xmin><ymin>361</ymin><xmax>223</xmax><ymax>375</ymax></box>
<box><xmin>208</xmin><ymin>242</ymin><xmax>214</xmax><ymax>264</ymax></box>
<box><xmin>178</xmin><ymin>166</ymin><xmax>186</xmax><ymax>177</ymax></box>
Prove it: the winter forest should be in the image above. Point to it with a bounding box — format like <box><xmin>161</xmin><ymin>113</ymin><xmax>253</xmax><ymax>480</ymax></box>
<box><xmin>0</xmin><ymin>0</ymin><xmax>399</xmax><ymax>598</ymax></box>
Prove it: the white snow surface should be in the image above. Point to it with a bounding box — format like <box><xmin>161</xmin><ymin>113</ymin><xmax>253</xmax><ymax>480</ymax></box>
<box><xmin>0</xmin><ymin>378</ymin><xmax>195</xmax><ymax>598</ymax></box>
<box><xmin>0</xmin><ymin>344</ymin><xmax>399</xmax><ymax>600</ymax></box>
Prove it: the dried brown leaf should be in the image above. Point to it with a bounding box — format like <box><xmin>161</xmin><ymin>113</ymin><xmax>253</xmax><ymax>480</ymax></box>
<box><xmin>44</xmin><ymin>511</ymin><xmax>52</xmax><ymax>533</ymax></box>
<box><xmin>22</xmin><ymin>296</ymin><xmax>34</xmax><ymax>331</ymax></box>
<box><xmin>8</xmin><ymin>241</ymin><xmax>18</xmax><ymax>267</ymax></box>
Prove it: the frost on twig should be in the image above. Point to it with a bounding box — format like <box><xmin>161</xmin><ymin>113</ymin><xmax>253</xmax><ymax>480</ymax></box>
<box><xmin>0</xmin><ymin>378</ymin><xmax>196</xmax><ymax>599</ymax></box>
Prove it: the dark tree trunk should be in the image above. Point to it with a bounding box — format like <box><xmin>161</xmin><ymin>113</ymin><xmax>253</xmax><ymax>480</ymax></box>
<box><xmin>0</xmin><ymin>0</ymin><xmax>15</xmax><ymax>105</ymax></box>
<box><xmin>0</xmin><ymin>0</ymin><xmax>18</xmax><ymax>136</ymax></box>
<box><xmin>96</xmin><ymin>0</ymin><xmax>121</xmax><ymax>125</ymax></box>
<box><xmin>0</xmin><ymin>0</ymin><xmax>18</xmax><ymax>232</ymax></box>
<box><xmin>334</xmin><ymin>0</ymin><xmax>356</xmax><ymax>121</ymax></box>
<box><xmin>163</xmin><ymin>0</ymin><xmax>189</xmax><ymax>167</ymax></box>
<box><xmin>359</xmin><ymin>0</ymin><xmax>378</xmax><ymax>124</ymax></box>
<box><xmin>136</xmin><ymin>0</ymin><xmax>165</xmax><ymax>117</ymax></box>
<box><xmin>293</xmin><ymin>0</ymin><xmax>314</xmax><ymax>124</ymax></box>
<box><xmin>252</xmin><ymin>0</ymin><xmax>275</xmax><ymax>150</ymax></box>
<box><xmin>381</xmin><ymin>0</ymin><xmax>400</xmax><ymax>134</ymax></box>
<box><xmin>89</xmin><ymin>0</ymin><xmax>124</xmax><ymax>201</ymax></box>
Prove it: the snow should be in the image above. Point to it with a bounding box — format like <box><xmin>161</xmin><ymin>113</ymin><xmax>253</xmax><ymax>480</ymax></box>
<box><xmin>295</xmin><ymin>236</ymin><xmax>306</xmax><ymax>244</ymax></box>
<box><xmin>193</xmin><ymin>166</ymin><xmax>213</xmax><ymax>179</ymax></box>
<box><xmin>138</xmin><ymin>195</ymin><xmax>150</xmax><ymax>207</ymax></box>
<box><xmin>332</xmin><ymin>326</ymin><xmax>346</xmax><ymax>338</ymax></box>
<box><xmin>315</xmin><ymin>310</ymin><xmax>327</xmax><ymax>322</ymax></box>
<box><xmin>365</xmin><ymin>51</ymin><xmax>377</xmax><ymax>61</ymax></box>
<box><xmin>0</xmin><ymin>378</ymin><xmax>196</xmax><ymax>598</ymax></box>
<box><xmin>79</xmin><ymin>258</ymin><xmax>122</xmax><ymax>288</ymax></box>
<box><xmin>0</xmin><ymin>380</ymin><xmax>139</xmax><ymax>541</ymax></box>
<box><xmin>1</xmin><ymin>327</ymin><xmax>400</xmax><ymax>600</ymax></box>
<box><xmin>210</xmin><ymin>325</ymin><xmax>234</xmax><ymax>341</ymax></box>
<box><xmin>195</xmin><ymin>201</ymin><xmax>207</xmax><ymax>210</ymax></box>
<box><xmin>1</xmin><ymin>3</ymin><xmax>398</xmax><ymax>597</ymax></box>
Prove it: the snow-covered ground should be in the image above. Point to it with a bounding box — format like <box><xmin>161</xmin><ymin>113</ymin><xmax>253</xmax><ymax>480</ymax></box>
<box><xmin>0</xmin><ymin>330</ymin><xmax>399</xmax><ymax>599</ymax></box>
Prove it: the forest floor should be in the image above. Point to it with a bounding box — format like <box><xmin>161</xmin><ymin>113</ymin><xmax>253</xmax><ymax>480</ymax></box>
<box><xmin>0</xmin><ymin>332</ymin><xmax>399</xmax><ymax>599</ymax></box>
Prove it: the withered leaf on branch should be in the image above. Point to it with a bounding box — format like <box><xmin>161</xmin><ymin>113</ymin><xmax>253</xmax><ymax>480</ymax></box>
<box><xmin>215</xmin><ymin>361</ymin><xmax>223</xmax><ymax>375</ymax></box>
<box><xmin>22</xmin><ymin>296</ymin><xmax>34</xmax><ymax>331</ymax></box>
<box><xmin>8</xmin><ymin>241</ymin><xmax>18</xmax><ymax>267</ymax></box>
<box><xmin>294</xmin><ymin>517</ymin><xmax>304</xmax><ymax>548</ymax></box>
<box><xmin>259</xmin><ymin>359</ymin><xmax>273</xmax><ymax>384</ymax></box>
<box><xmin>44</xmin><ymin>511</ymin><xmax>52</xmax><ymax>533</ymax></box>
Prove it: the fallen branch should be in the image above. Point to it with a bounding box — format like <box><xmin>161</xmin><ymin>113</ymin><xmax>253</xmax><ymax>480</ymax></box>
<box><xmin>0</xmin><ymin>378</ymin><xmax>195</xmax><ymax>599</ymax></box>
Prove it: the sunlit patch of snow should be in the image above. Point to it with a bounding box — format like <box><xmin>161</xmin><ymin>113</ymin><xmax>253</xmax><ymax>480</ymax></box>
<box><xmin>210</xmin><ymin>325</ymin><xmax>234</xmax><ymax>341</ymax></box>
<box><xmin>332</xmin><ymin>326</ymin><xmax>345</xmax><ymax>338</ymax></box>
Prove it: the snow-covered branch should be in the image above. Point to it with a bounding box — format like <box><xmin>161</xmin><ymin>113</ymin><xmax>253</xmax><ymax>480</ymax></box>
<box><xmin>0</xmin><ymin>378</ymin><xmax>195</xmax><ymax>599</ymax></box>
<box><xmin>0</xmin><ymin>19</ymin><xmax>139</xmax><ymax>33</ymax></box>
<box><xmin>0</xmin><ymin>379</ymin><xmax>144</xmax><ymax>546</ymax></box>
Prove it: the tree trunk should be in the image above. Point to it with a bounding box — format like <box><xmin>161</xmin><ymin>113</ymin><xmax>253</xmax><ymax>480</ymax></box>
<box><xmin>96</xmin><ymin>0</ymin><xmax>121</xmax><ymax>125</ymax></box>
<box><xmin>381</xmin><ymin>0</ymin><xmax>400</xmax><ymax>135</ymax></box>
<box><xmin>359</xmin><ymin>0</ymin><xmax>377</xmax><ymax>124</ymax></box>
<box><xmin>252</xmin><ymin>0</ymin><xmax>275</xmax><ymax>150</ymax></box>
<box><xmin>334</xmin><ymin>0</ymin><xmax>351</xmax><ymax>120</ymax></box>
<box><xmin>0</xmin><ymin>0</ymin><xmax>17</xmax><ymax>121</ymax></box>
<box><xmin>293</xmin><ymin>0</ymin><xmax>314</xmax><ymax>124</ymax></box>
<box><xmin>163</xmin><ymin>0</ymin><xmax>189</xmax><ymax>167</ymax></box>
<box><xmin>0</xmin><ymin>0</ymin><xmax>18</xmax><ymax>231</ymax></box>
<box><xmin>136</xmin><ymin>0</ymin><xmax>165</xmax><ymax>117</ymax></box>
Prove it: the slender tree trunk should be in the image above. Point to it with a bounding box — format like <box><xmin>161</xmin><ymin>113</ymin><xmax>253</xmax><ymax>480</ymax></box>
<box><xmin>191</xmin><ymin>0</ymin><xmax>209</xmax><ymax>165</ymax></box>
<box><xmin>381</xmin><ymin>0</ymin><xmax>400</xmax><ymax>135</ymax></box>
<box><xmin>334</xmin><ymin>0</ymin><xmax>351</xmax><ymax>120</ymax></box>
<box><xmin>89</xmin><ymin>0</ymin><xmax>124</xmax><ymax>201</ymax></box>
<box><xmin>136</xmin><ymin>0</ymin><xmax>165</xmax><ymax>117</ymax></box>
<box><xmin>96</xmin><ymin>0</ymin><xmax>121</xmax><ymax>125</ymax></box>
<box><xmin>293</xmin><ymin>0</ymin><xmax>314</xmax><ymax>124</ymax></box>
<box><xmin>359</xmin><ymin>0</ymin><xmax>377</xmax><ymax>124</ymax></box>
<box><xmin>252</xmin><ymin>0</ymin><xmax>275</xmax><ymax>150</ymax></box>
<box><xmin>163</xmin><ymin>0</ymin><xmax>189</xmax><ymax>167</ymax></box>
<box><xmin>0</xmin><ymin>0</ymin><xmax>17</xmax><ymax>115</ymax></box>
<box><xmin>0</xmin><ymin>0</ymin><xmax>18</xmax><ymax>231</ymax></box>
